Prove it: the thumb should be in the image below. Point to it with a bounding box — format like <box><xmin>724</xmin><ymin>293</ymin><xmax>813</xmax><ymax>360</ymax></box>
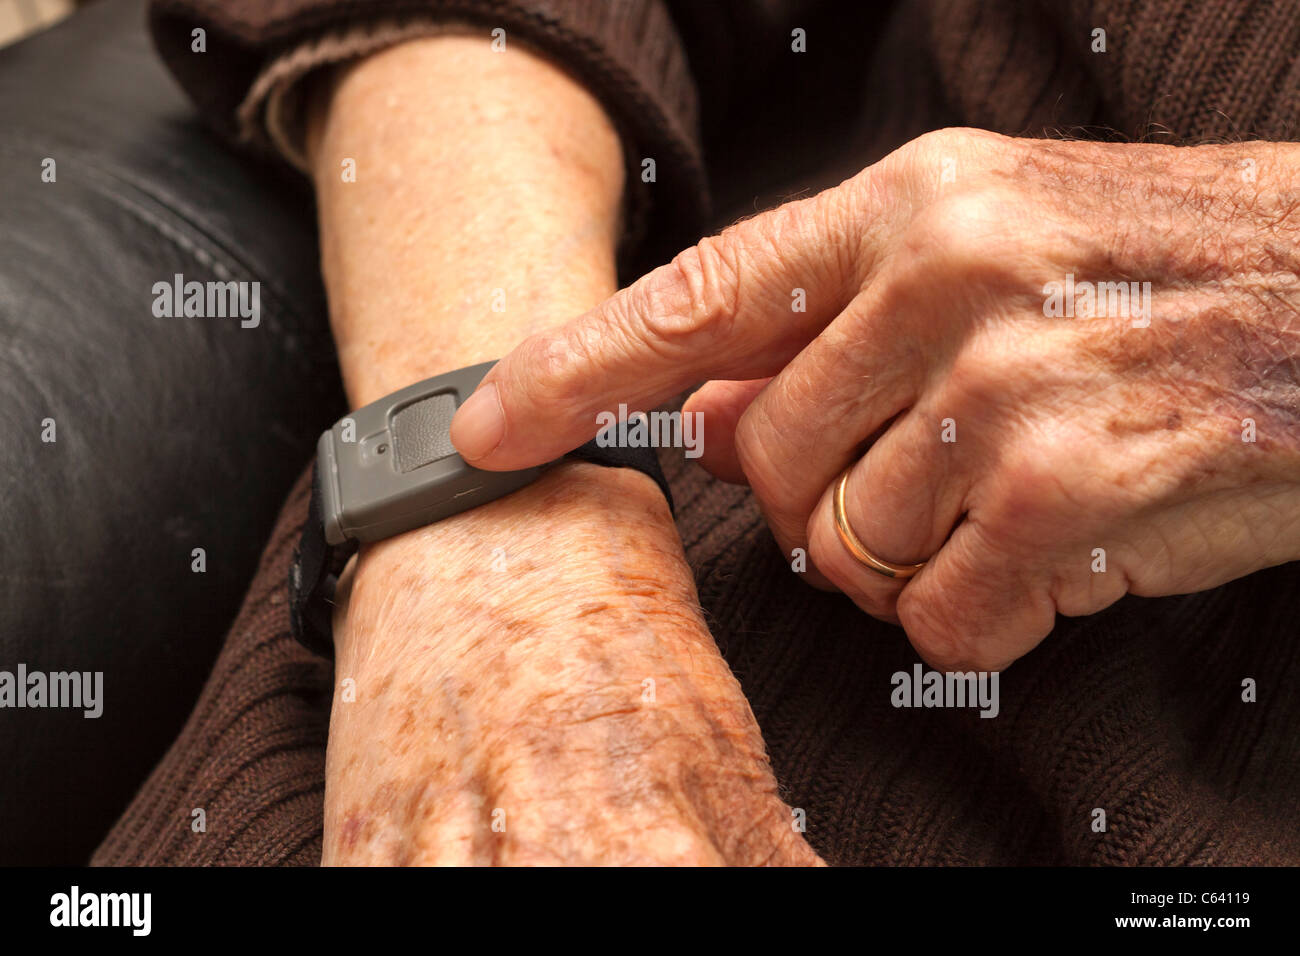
<box><xmin>449</xmin><ymin>184</ymin><xmax>881</xmax><ymax>470</ymax></box>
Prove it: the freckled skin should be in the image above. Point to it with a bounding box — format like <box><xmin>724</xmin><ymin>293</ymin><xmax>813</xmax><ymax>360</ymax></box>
<box><xmin>305</xmin><ymin>36</ymin><xmax>821</xmax><ymax>866</ymax></box>
<box><xmin>477</xmin><ymin>127</ymin><xmax>1300</xmax><ymax>676</ymax></box>
<box><xmin>320</xmin><ymin>461</ymin><xmax>818</xmax><ymax>866</ymax></box>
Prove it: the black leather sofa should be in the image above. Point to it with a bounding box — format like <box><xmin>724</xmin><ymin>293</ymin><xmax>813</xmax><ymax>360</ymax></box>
<box><xmin>0</xmin><ymin>0</ymin><xmax>344</xmax><ymax>863</ymax></box>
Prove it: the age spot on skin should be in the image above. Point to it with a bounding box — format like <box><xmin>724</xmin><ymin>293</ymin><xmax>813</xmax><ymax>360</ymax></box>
<box><xmin>340</xmin><ymin>809</ymin><xmax>368</xmax><ymax>850</ymax></box>
<box><xmin>1103</xmin><ymin>405</ymin><xmax>1187</xmax><ymax>440</ymax></box>
<box><xmin>397</xmin><ymin>704</ymin><xmax>418</xmax><ymax>740</ymax></box>
<box><xmin>502</xmin><ymin>615</ymin><xmax>538</xmax><ymax>636</ymax></box>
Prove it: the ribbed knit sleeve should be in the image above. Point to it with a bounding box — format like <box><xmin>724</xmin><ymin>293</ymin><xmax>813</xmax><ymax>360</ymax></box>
<box><xmin>147</xmin><ymin>0</ymin><xmax>710</xmax><ymax>271</ymax></box>
<box><xmin>1048</xmin><ymin>0</ymin><xmax>1300</xmax><ymax>140</ymax></box>
<box><xmin>917</xmin><ymin>0</ymin><xmax>1300</xmax><ymax>142</ymax></box>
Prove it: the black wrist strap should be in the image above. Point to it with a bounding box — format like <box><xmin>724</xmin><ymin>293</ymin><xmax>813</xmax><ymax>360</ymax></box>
<box><xmin>289</xmin><ymin>438</ymin><xmax>673</xmax><ymax>658</ymax></box>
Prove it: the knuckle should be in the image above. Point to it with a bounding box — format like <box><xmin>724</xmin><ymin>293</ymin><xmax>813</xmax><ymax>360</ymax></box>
<box><xmin>897</xmin><ymin>128</ymin><xmax>954</xmax><ymax>170</ymax></box>
<box><xmin>1048</xmin><ymin>563</ymin><xmax>1123</xmax><ymax>618</ymax></box>
<box><xmin>739</xmin><ymin>197</ymin><xmax>822</xmax><ymax>275</ymax></box>
<box><xmin>907</xmin><ymin>188</ymin><xmax>1022</xmax><ymax>269</ymax></box>
<box><xmin>898</xmin><ymin>588</ymin><xmax>978</xmax><ymax>669</ymax></box>
<box><xmin>888</xmin><ymin>134</ymin><xmax>1043</xmax><ymax>285</ymax></box>
<box><xmin>636</xmin><ymin>235</ymin><xmax>742</xmax><ymax>352</ymax></box>
<box><xmin>903</xmin><ymin>126</ymin><xmax>1008</xmax><ymax>169</ymax></box>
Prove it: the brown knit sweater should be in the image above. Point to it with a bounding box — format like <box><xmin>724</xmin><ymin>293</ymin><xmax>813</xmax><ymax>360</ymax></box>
<box><xmin>95</xmin><ymin>0</ymin><xmax>1300</xmax><ymax>865</ymax></box>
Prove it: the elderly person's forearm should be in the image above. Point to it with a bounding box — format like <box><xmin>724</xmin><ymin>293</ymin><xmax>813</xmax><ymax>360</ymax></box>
<box><xmin>305</xmin><ymin>35</ymin><xmax>817</xmax><ymax>865</ymax></box>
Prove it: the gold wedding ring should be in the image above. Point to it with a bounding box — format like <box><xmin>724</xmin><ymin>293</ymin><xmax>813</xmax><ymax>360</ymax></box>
<box><xmin>833</xmin><ymin>471</ymin><xmax>928</xmax><ymax>580</ymax></box>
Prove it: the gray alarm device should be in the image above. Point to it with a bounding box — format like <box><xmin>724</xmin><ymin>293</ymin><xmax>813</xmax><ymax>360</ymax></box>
<box><xmin>315</xmin><ymin>361</ymin><xmax>541</xmax><ymax>546</ymax></box>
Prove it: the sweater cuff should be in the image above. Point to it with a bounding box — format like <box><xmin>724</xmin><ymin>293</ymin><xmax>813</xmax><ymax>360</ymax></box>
<box><xmin>149</xmin><ymin>0</ymin><xmax>709</xmax><ymax>274</ymax></box>
<box><xmin>245</xmin><ymin>20</ymin><xmax>475</xmax><ymax>175</ymax></box>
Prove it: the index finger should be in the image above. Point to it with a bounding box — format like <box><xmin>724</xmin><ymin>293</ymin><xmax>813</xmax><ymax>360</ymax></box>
<box><xmin>449</xmin><ymin>182</ymin><xmax>880</xmax><ymax>470</ymax></box>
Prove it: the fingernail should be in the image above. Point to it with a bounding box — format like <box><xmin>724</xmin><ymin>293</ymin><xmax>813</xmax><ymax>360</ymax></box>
<box><xmin>451</xmin><ymin>383</ymin><xmax>505</xmax><ymax>461</ymax></box>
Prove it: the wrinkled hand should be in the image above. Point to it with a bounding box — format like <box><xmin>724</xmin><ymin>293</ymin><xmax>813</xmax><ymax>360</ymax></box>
<box><xmin>322</xmin><ymin>464</ymin><xmax>821</xmax><ymax>866</ymax></box>
<box><xmin>451</xmin><ymin>128</ymin><xmax>1300</xmax><ymax>671</ymax></box>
